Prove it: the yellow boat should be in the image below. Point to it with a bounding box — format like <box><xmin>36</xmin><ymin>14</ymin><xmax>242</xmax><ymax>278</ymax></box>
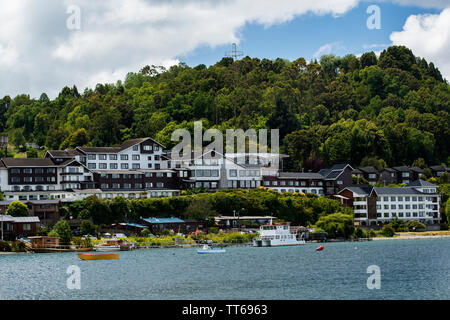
<box><xmin>77</xmin><ymin>253</ymin><xmax>119</xmax><ymax>260</ymax></box>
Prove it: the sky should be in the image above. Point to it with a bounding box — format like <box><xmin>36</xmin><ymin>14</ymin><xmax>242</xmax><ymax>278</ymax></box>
<box><xmin>0</xmin><ymin>0</ymin><xmax>449</xmax><ymax>99</ymax></box>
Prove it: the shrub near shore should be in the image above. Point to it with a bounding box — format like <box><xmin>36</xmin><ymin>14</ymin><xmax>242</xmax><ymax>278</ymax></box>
<box><xmin>98</xmin><ymin>232</ymin><xmax>258</xmax><ymax>248</ymax></box>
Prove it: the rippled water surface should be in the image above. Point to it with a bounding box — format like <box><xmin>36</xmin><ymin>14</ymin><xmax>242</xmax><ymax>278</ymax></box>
<box><xmin>1</xmin><ymin>238</ymin><xmax>449</xmax><ymax>300</ymax></box>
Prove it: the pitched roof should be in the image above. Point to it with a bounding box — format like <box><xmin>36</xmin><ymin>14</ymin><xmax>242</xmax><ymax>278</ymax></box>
<box><xmin>372</xmin><ymin>187</ymin><xmax>423</xmax><ymax>195</ymax></box>
<box><xmin>410</xmin><ymin>166</ymin><xmax>425</xmax><ymax>173</ymax></box>
<box><xmin>429</xmin><ymin>165</ymin><xmax>446</xmax><ymax>171</ymax></box>
<box><xmin>279</xmin><ymin>172</ymin><xmax>324</xmax><ymax>179</ymax></box>
<box><xmin>46</xmin><ymin>149</ymin><xmax>82</xmax><ymax>158</ymax></box>
<box><xmin>359</xmin><ymin>166</ymin><xmax>378</xmax><ymax>173</ymax></box>
<box><xmin>393</xmin><ymin>166</ymin><xmax>410</xmax><ymax>172</ymax></box>
<box><xmin>76</xmin><ymin>137</ymin><xmax>165</xmax><ymax>154</ymax></box>
<box><xmin>2</xmin><ymin>158</ymin><xmax>57</xmax><ymax>168</ymax></box>
<box><xmin>403</xmin><ymin>180</ymin><xmax>437</xmax><ymax>188</ymax></box>
<box><xmin>141</xmin><ymin>217</ymin><xmax>185</xmax><ymax>224</ymax></box>
<box><xmin>342</xmin><ymin>186</ymin><xmax>373</xmax><ymax>196</ymax></box>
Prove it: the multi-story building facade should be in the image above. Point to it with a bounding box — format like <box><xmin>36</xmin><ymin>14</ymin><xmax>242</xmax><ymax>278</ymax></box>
<box><xmin>336</xmin><ymin>180</ymin><xmax>441</xmax><ymax>227</ymax></box>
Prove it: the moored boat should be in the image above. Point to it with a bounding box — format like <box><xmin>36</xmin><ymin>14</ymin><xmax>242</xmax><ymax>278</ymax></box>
<box><xmin>78</xmin><ymin>253</ymin><xmax>119</xmax><ymax>260</ymax></box>
<box><xmin>197</xmin><ymin>245</ymin><xmax>226</xmax><ymax>254</ymax></box>
<box><xmin>94</xmin><ymin>239</ymin><xmax>122</xmax><ymax>252</ymax></box>
<box><xmin>253</xmin><ymin>222</ymin><xmax>306</xmax><ymax>247</ymax></box>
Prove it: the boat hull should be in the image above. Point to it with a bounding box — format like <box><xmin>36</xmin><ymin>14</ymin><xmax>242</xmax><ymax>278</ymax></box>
<box><xmin>197</xmin><ymin>249</ymin><xmax>226</xmax><ymax>254</ymax></box>
<box><xmin>253</xmin><ymin>239</ymin><xmax>306</xmax><ymax>247</ymax></box>
<box><xmin>94</xmin><ymin>246</ymin><xmax>121</xmax><ymax>252</ymax></box>
<box><xmin>78</xmin><ymin>253</ymin><xmax>119</xmax><ymax>260</ymax></box>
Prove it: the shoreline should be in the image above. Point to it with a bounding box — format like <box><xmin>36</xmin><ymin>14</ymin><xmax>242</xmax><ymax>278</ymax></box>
<box><xmin>372</xmin><ymin>234</ymin><xmax>450</xmax><ymax>241</ymax></box>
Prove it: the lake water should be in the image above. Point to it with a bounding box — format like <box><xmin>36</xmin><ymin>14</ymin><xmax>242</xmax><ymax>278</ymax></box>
<box><xmin>1</xmin><ymin>238</ymin><xmax>449</xmax><ymax>300</ymax></box>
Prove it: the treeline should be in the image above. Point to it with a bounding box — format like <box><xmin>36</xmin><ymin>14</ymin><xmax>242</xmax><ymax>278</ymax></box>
<box><xmin>62</xmin><ymin>189</ymin><xmax>349</xmax><ymax>226</ymax></box>
<box><xmin>0</xmin><ymin>45</ymin><xmax>449</xmax><ymax>169</ymax></box>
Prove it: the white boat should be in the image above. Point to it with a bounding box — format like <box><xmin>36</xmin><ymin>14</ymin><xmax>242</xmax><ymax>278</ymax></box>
<box><xmin>94</xmin><ymin>245</ymin><xmax>121</xmax><ymax>252</ymax></box>
<box><xmin>197</xmin><ymin>245</ymin><xmax>226</xmax><ymax>254</ymax></box>
<box><xmin>94</xmin><ymin>239</ymin><xmax>122</xmax><ymax>252</ymax></box>
<box><xmin>253</xmin><ymin>222</ymin><xmax>306</xmax><ymax>247</ymax></box>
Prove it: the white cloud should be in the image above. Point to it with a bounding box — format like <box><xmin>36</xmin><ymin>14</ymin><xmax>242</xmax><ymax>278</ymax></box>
<box><xmin>376</xmin><ymin>0</ymin><xmax>450</xmax><ymax>9</ymax></box>
<box><xmin>313</xmin><ymin>42</ymin><xmax>345</xmax><ymax>58</ymax></box>
<box><xmin>0</xmin><ymin>0</ymin><xmax>448</xmax><ymax>99</ymax></box>
<box><xmin>0</xmin><ymin>0</ymin><xmax>361</xmax><ymax>98</ymax></box>
<box><xmin>390</xmin><ymin>8</ymin><xmax>450</xmax><ymax>81</ymax></box>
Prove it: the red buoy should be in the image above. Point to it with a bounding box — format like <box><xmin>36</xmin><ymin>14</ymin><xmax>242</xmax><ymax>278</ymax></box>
<box><xmin>316</xmin><ymin>245</ymin><xmax>324</xmax><ymax>251</ymax></box>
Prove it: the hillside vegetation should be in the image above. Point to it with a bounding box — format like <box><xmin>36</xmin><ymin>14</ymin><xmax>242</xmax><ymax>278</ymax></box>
<box><xmin>0</xmin><ymin>45</ymin><xmax>448</xmax><ymax>170</ymax></box>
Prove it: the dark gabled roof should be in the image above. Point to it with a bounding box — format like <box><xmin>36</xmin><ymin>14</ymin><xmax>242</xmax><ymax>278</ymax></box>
<box><xmin>392</xmin><ymin>166</ymin><xmax>410</xmax><ymax>172</ymax></box>
<box><xmin>46</xmin><ymin>149</ymin><xmax>82</xmax><ymax>158</ymax></box>
<box><xmin>352</xmin><ymin>169</ymin><xmax>363</xmax><ymax>174</ymax></box>
<box><xmin>359</xmin><ymin>166</ymin><xmax>378</xmax><ymax>174</ymax></box>
<box><xmin>119</xmin><ymin>138</ymin><xmax>149</xmax><ymax>151</ymax></box>
<box><xmin>382</xmin><ymin>167</ymin><xmax>396</xmax><ymax>172</ymax></box>
<box><xmin>341</xmin><ymin>186</ymin><xmax>373</xmax><ymax>196</ymax></box>
<box><xmin>410</xmin><ymin>166</ymin><xmax>425</xmax><ymax>173</ymax></box>
<box><xmin>403</xmin><ymin>180</ymin><xmax>437</xmax><ymax>188</ymax></box>
<box><xmin>279</xmin><ymin>172</ymin><xmax>324</xmax><ymax>179</ymax></box>
<box><xmin>1</xmin><ymin>158</ymin><xmax>57</xmax><ymax>168</ymax></box>
<box><xmin>325</xmin><ymin>170</ymin><xmax>342</xmax><ymax>179</ymax></box>
<box><xmin>429</xmin><ymin>165</ymin><xmax>446</xmax><ymax>171</ymax></box>
<box><xmin>76</xmin><ymin>146</ymin><xmax>121</xmax><ymax>153</ymax></box>
<box><xmin>331</xmin><ymin>164</ymin><xmax>351</xmax><ymax>170</ymax></box>
<box><xmin>76</xmin><ymin>137</ymin><xmax>166</xmax><ymax>154</ymax></box>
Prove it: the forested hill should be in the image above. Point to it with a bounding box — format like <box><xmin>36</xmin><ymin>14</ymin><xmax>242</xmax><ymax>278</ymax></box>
<box><xmin>0</xmin><ymin>45</ymin><xmax>448</xmax><ymax>171</ymax></box>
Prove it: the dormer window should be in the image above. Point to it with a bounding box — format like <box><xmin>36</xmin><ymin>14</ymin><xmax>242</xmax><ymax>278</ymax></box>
<box><xmin>133</xmin><ymin>145</ymin><xmax>139</xmax><ymax>151</ymax></box>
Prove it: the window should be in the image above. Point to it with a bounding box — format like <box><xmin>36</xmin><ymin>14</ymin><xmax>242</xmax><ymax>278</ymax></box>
<box><xmin>99</xmin><ymin>154</ymin><xmax>107</xmax><ymax>160</ymax></box>
<box><xmin>132</xmin><ymin>164</ymin><xmax>140</xmax><ymax>169</ymax></box>
<box><xmin>101</xmin><ymin>184</ymin><xmax>109</xmax><ymax>189</ymax></box>
<box><xmin>133</xmin><ymin>145</ymin><xmax>139</xmax><ymax>151</ymax></box>
<box><xmin>110</xmin><ymin>163</ymin><xmax>118</xmax><ymax>169</ymax></box>
<box><xmin>11</xmin><ymin>177</ymin><xmax>20</xmax><ymax>183</ymax></box>
<box><xmin>121</xmin><ymin>163</ymin><xmax>129</xmax><ymax>169</ymax></box>
<box><xmin>135</xmin><ymin>183</ymin><xmax>143</xmax><ymax>189</ymax></box>
<box><xmin>157</xmin><ymin>182</ymin><xmax>164</xmax><ymax>188</ymax></box>
<box><xmin>23</xmin><ymin>224</ymin><xmax>31</xmax><ymax>231</ymax></box>
<box><xmin>124</xmin><ymin>184</ymin><xmax>132</xmax><ymax>189</ymax></box>
<box><xmin>132</xmin><ymin>155</ymin><xmax>140</xmax><ymax>161</ymax></box>
<box><xmin>147</xmin><ymin>163</ymin><xmax>153</xmax><ymax>169</ymax></box>
<box><xmin>88</xmin><ymin>154</ymin><xmax>96</xmax><ymax>160</ymax></box>
<box><xmin>391</xmin><ymin>197</ymin><xmax>396</xmax><ymax>201</ymax></box>
<box><xmin>88</xmin><ymin>163</ymin><xmax>96</xmax><ymax>169</ymax></box>
<box><xmin>35</xmin><ymin>168</ymin><xmax>43</xmax><ymax>174</ymax></box>
<box><xmin>24</xmin><ymin>177</ymin><xmax>32</xmax><ymax>183</ymax></box>
<box><xmin>11</xmin><ymin>169</ymin><xmax>20</xmax><ymax>174</ymax></box>
<box><xmin>112</xmin><ymin>174</ymin><xmax>120</xmax><ymax>179</ymax></box>
<box><xmin>24</xmin><ymin>169</ymin><xmax>32</xmax><ymax>174</ymax></box>
<box><xmin>99</xmin><ymin>163</ymin><xmax>107</xmax><ymax>169</ymax></box>
<box><xmin>144</xmin><ymin>145</ymin><xmax>153</xmax><ymax>151</ymax></box>
<box><xmin>35</xmin><ymin>177</ymin><xmax>44</xmax><ymax>182</ymax></box>
<box><xmin>146</xmin><ymin>183</ymin><xmax>153</xmax><ymax>188</ymax></box>
<box><xmin>230</xmin><ymin>170</ymin><xmax>237</xmax><ymax>177</ymax></box>
<box><xmin>120</xmin><ymin>155</ymin><xmax>128</xmax><ymax>161</ymax></box>
<box><xmin>109</xmin><ymin>154</ymin><xmax>118</xmax><ymax>160</ymax></box>
<box><xmin>47</xmin><ymin>168</ymin><xmax>56</xmax><ymax>174</ymax></box>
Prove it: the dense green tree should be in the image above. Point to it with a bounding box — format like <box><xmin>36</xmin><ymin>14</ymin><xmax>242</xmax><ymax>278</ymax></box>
<box><xmin>49</xmin><ymin>220</ymin><xmax>72</xmax><ymax>245</ymax></box>
<box><xmin>6</xmin><ymin>201</ymin><xmax>29</xmax><ymax>217</ymax></box>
